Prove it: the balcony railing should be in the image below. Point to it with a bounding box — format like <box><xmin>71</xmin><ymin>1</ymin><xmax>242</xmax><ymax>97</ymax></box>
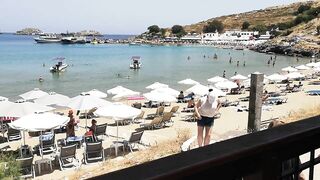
<box><xmin>90</xmin><ymin>115</ymin><xmax>320</xmax><ymax>180</ymax></box>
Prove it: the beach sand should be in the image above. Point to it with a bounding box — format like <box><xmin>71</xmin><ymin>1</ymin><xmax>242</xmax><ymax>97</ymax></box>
<box><xmin>1</xmin><ymin>79</ymin><xmax>320</xmax><ymax>179</ymax></box>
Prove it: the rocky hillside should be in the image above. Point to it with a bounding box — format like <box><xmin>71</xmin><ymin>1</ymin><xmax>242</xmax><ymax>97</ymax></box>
<box><xmin>184</xmin><ymin>1</ymin><xmax>317</xmax><ymax>33</ymax></box>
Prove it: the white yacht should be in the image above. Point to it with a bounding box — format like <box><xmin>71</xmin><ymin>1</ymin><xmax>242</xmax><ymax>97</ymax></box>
<box><xmin>50</xmin><ymin>57</ymin><xmax>68</xmax><ymax>72</ymax></box>
<box><xmin>34</xmin><ymin>34</ymin><xmax>61</xmax><ymax>43</ymax></box>
<box><xmin>130</xmin><ymin>56</ymin><xmax>141</xmax><ymax>69</ymax></box>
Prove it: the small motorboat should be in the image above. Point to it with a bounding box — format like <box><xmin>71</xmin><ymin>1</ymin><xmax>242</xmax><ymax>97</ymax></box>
<box><xmin>130</xmin><ymin>56</ymin><xmax>141</xmax><ymax>69</ymax></box>
<box><xmin>50</xmin><ymin>57</ymin><xmax>68</xmax><ymax>72</ymax></box>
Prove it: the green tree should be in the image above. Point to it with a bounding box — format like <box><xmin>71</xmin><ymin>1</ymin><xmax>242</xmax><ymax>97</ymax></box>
<box><xmin>171</xmin><ymin>25</ymin><xmax>186</xmax><ymax>37</ymax></box>
<box><xmin>148</xmin><ymin>25</ymin><xmax>160</xmax><ymax>34</ymax></box>
<box><xmin>294</xmin><ymin>14</ymin><xmax>313</xmax><ymax>25</ymax></box>
<box><xmin>242</xmin><ymin>21</ymin><xmax>250</xmax><ymax>30</ymax></box>
<box><xmin>297</xmin><ymin>4</ymin><xmax>311</xmax><ymax>14</ymax></box>
<box><xmin>252</xmin><ymin>24</ymin><xmax>267</xmax><ymax>34</ymax></box>
<box><xmin>203</xmin><ymin>20</ymin><xmax>224</xmax><ymax>33</ymax></box>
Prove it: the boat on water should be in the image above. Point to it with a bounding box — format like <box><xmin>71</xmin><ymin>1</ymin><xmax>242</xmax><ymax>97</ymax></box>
<box><xmin>50</xmin><ymin>57</ymin><xmax>68</xmax><ymax>72</ymax></box>
<box><xmin>34</xmin><ymin>34</ymin><xmax>61</xmax><ymax>43</ymax></box>
<box><xmin>90</xmin><ymin>38</ymin><xmax>98</xmax><ymax>45</ymax></box>
<box><xmin>234</xmin><ymin>46</ymin><xmax>245</xmax><ymax>50</ymax></box>
<box><xmin>130</xmin><ymin>56</ymin><xmax>142</xmax><ymax>69</ymax></box>
<box><xmin>129</xmin><ymin>40</ymin><xmax>142</xmax><ymax>46</ymax></box>
<box><xmin>61</xmin><ymin>36</ymin><xmax>86</xmax><ymax>44</ymax></box>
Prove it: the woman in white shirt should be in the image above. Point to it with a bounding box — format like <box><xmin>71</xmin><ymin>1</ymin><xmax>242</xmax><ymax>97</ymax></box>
<box><xmin>194</xmin><ymin>89</ymin><xmax>221</xmax><ymax>147</ymax></box>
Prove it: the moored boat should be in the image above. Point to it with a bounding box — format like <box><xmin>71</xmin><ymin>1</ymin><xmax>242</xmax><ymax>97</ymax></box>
<box><xmin>50</xmin><ymin>57</ymin><xmax>68</xmax><ymax>72</ymax></box>
<box><xmin>130</xmin><ymin>56</ymin><xmax>142</xmax><ymax>69</ymax></box>
<box><xmin>61</xmin><ymin>36</ymin><xmax>86</xmax><ymax>44</ymax></box>
<box><xmin>34</xmin><ymin>34</ymin><xmax>61</xmax><ymax>43</ymax></box>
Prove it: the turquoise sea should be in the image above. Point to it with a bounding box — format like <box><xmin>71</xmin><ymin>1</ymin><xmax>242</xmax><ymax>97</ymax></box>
<box><xmin>0</xmin><ymin>34</ymin><xmax>311</xmax><ymax>100</ymax></box>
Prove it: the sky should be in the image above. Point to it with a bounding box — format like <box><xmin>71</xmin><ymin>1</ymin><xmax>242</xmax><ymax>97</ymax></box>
<box><xmin>0</xmin><ymin>0</ymin><xmax>301</xmax><ymax>34</ymax></box>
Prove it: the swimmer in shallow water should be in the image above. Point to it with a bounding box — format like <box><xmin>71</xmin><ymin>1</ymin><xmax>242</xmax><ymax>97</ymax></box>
<box><xmin>39</xmin><ymin>76</ymin><xmax>44</xmax><ymax>82</ymax></box>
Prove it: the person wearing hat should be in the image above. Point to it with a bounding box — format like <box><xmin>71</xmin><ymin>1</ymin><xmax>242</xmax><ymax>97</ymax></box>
<box><xmin>66</xmin><ymin>110</ymin><xmax>77</xmax><ymax>138</ymax></box>
<box><xmin>194</xmin><ymin>89</ymin><xmax>221</xmax><ymax>147</ymax></box>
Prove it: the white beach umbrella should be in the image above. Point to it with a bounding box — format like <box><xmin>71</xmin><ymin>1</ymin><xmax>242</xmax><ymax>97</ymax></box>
<box><xmin>67</xmin><ymin>93</ymin><xmax>111</xmax><ymax>127</ymax></box>
<box><xmin>112</xmin><ymin>91</ymin><xmax>140</xmax><ymax>101</ymax></box>
<box><xmin>285</xmin><ymin>72</ymin><xmax>305</xmax><ymax>80</ymax></box>
<box><xmin>151</xmin><ymin>87</ymin><xmax>180</xmax><ymax>97</ymax></box>
<box><xmin>214</xmin><ymin>81</ymin><xmax>238</xmax><ymax>90</ymax></box>
<box><xmin>34</xmin><ymin>92</ymin><xmax>70</xmax><ymax>107</ymax></box>
<box><xmin>67</xmin><ymin>93</ymin><xmax>111</xmax><ymax>111</ymax></box>
<box><xmin>178</xmin><ymin>78</ymin><xmax>199</xmax><ymax>85</ymax></box>
<box><xmin>186</xmin><ymin>84</ymin><xmax>209</xmax><ymax>96</ymax></box>
<box><xmin>9</xmin><ymin>112</ymin><xmax>68</xmax><ymax>157</ymax></box>
<box><xmin>281</xmin><ymin>66</ymin><xmax>297</xmax><ymax>72</ymax></box>
<box><xmin>315</xmin><ymin>62</ymin><xmax>320</xmax><ymax>67</ymax></box>
<box><xmin>86</xmin><ymin>89</ymin><xmax>108</xmax><ymax>98</ymax></box>
<box><xmin>295</xmin><ymin>65</ymin><xmax>310</xmax><ymax>70</ymax></box>
<box><xmin>145</xmin><ymin>82</ymin><xmax>169</xmax><ymax>90</ymax></box>
<box><xmin>0</xmin><ymin>96</ymin><xmax>8</xmax><ymax>102</ymax></box>
<box><xmin>19</xmin><ymin>88</ymin><xmax>48</xmax><ymax>100</ymax></box>
<box><xmin>306</xmin><ymin>62</ymin><xmax>318</xmax><ymax>67</ymax></box>
<box><xmin>313</xmin><ymin>67</ymin><xmax>320</xmax><ymax>72</ymax></box>
<box><xmin>243</xmin><ymin>78</ymin><xmax>269</xmax><ymax>88</ymax></box>
<box><xmin>230</xmin><ymin>74</ymin><xmax>248</xmax><ymax>80</ymax></box>
<box><xmin>143</xmin><ymin>92</ymin><xmax>177</xmax><ymax>102</ymax></box>
<box><xmin>0</xmin><ymin>100</ymin><xmax>54</xmax><ymax>118</ymax></box>
<box><xmin>9</xmin><ymin>113</ymin><xmax>68</xmax><ymax>132</ymax></box>
<box><xmin>207</xmin><ymin>76</ymin><xmax>228</xmax><ymax>84</ymax></box>
<box><xmin>207</xmin><ymin>86</ymin><xmax>227</xmax><ymax>97</ymax></box>
<box><xmin>107</xmin><ymin>86</ymin><xmax>134</xmax><ymax>95</ymax></box>
<box><xmin>266</xmin><ymin>73</ymin><xmax>287</xmax><ymax>82</ymax></box>
<box><xmin>95</xmin><ymin>103</ymin><xmax>141</xmax><ymax>155</ymax></box>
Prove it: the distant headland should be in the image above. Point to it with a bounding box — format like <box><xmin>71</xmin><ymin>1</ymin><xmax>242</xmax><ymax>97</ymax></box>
<box><xmin>15</xmin><ymin>28</ymin><xmax>102</xmax><ymax>36</ymax></box>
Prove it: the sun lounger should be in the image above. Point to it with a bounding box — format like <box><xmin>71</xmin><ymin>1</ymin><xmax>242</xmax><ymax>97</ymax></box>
<box><xmin>306</xmin><ymin>90</ymin><xmax>320</xmax><ymax>96</ymax></box>
<box><xmin>140</xmin><ymin>117</ymin><xmax>163</xmax><ymax>130</ymax></box>
<box><xmin>79</xmin><ymin>107</ymin><xmax>99</xmax><ymax>119</ymax></box>
<box><xmin>181</xmin><ymin>107</ymin><xmax>194</xmax><ymax>113</ymax></box>
<box><xmin>162</xmin><ymin>112</ymin><xmax>174</xmax><ymax>127</ymax></box>
<box><xmin>58</xmin><ymin>144</ymin><xmax>79</xmax><ymax>170</ymax></box>
<box><xmin>146</xmin><ymin>106</ymin><xmax>164</xmax><ymax>119</ymax></box>
<box><xmin>182</xmin><ymin>112</ymin><xmax>197</xmax><ymax>122</ymax></box>
<box><xmin>166</xmin><ymin>106</ymin><xmax>179</xmax><ymax>116</ymax></box>
<box><xmin>263</xmin><ymin>97</ymin><xmax>288</xmax><ymax>105</ymax></box>
<box><xmin>133</xmin><ymin>111</ymin><xmax>145</xmax><ymax>123</ymax></box>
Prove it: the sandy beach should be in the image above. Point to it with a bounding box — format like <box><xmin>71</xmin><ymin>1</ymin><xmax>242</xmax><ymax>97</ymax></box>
<box><xmin>1</xmin><ymin>75</ymin><xmax>320</xmax><ymax>179</ymax></box>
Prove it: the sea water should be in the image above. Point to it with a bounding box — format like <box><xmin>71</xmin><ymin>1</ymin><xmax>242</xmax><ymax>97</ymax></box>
<box><xmin>0</xmin><ymin>34</ymin><xmax>310</xmax><ymax>100</ymax></box>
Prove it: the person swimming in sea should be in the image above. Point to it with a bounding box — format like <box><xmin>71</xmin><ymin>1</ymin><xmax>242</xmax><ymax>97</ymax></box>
<box><xmin>38</xmin><ymin>76</ymin><xmax>44</xmax><ymax>82</ymax></box>
<box><xmin>229</xmin><ymin>57</ymin><xmax>232</xmax><ymax>64</ymax></box>
<box><xmin>187</xmin><ymin>56</ymin><xmax>191</xmax><ymax>60</ymax></box>
<box><xmin>236</xmin><ymin>61</ymin><xmax>239</xmax><ymax>67</ymax></box>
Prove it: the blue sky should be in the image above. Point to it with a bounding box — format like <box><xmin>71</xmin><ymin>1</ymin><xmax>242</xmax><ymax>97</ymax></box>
<box><xmin>0</xmin><ymin>0</ymin><xmax>300</xmax><ymax>34</ymax></box>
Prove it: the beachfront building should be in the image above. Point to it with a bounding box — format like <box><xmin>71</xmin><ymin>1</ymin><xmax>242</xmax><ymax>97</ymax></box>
<box><xmin>181</xmin><ymin>30</ymin><xmax>271</xmax><ymax>46</ymax></box>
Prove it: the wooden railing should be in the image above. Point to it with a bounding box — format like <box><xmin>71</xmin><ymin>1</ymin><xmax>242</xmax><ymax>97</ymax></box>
<box><xmin>90</xmin><ymin>115</ymin><xmax>320</xmax><ymax>180</ymax></box>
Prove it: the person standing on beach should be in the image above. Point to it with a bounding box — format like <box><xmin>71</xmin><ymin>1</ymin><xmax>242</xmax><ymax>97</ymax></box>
<box><xmin>195</xmin><ymin>89</ymin><xmax>221</xmax><ymax>147</ymax></box>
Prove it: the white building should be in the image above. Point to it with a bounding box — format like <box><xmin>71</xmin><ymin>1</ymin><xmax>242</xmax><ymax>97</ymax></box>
<box><xmin>181</xmin><ymin>30</ymin><xmax>270</xmax><ymax>46</ymax></box>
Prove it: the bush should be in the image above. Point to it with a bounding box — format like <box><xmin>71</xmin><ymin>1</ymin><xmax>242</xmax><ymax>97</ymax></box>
<box><xmin>252</xmin><ymin>24</ymin><xmax>267</xmax><ymax>34</ymax></box>
<box><xmin>0</xmin><ymin>153</ymin><xmax>21</xmax><ymax>179</ymax></box>
<box><xmin>296</xmin><ymin>4</ymin><xmax>311</xmax><ymax>14</ymax></box>
<box><xmin>277</xmin><ymin>22</ymin><xmax>294</xmax><ymax>30</ymax></box>
<box><xmin>317</xmin><ymin>25</ymin><xmax>320</xmax><ymax>35</ymax></box>
<box><xmin>294</xmin><ymin>14</ymin><xmax>314</xmax><ymax>25</ymax></box>
<box><xmin>305</xmin><ymin>7</ymin><xmax>320</xmax><ymax>17</ymax></box>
